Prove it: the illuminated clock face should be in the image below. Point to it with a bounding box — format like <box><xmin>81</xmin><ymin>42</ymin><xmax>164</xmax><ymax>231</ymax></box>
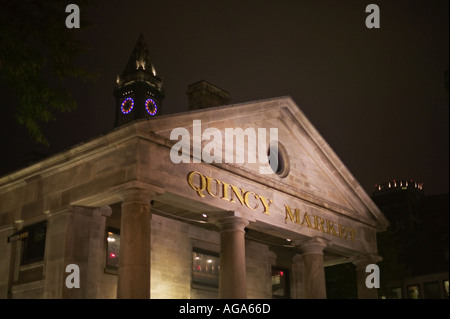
<box><xmin>145</xmin><ymin>98</ymin><xmax>158</xmax><ymax>116</ymax></box>
<box><xmin>121</xmin><ymin>97</ymin><xmax>134</xmax><ymax>114</ymax></box>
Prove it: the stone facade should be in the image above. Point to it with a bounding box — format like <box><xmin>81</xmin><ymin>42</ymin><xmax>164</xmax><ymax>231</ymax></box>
<box><xmin>0</xmin><ymin>96</ymin><xmax>389</xmax><ymax>299</ymax></box>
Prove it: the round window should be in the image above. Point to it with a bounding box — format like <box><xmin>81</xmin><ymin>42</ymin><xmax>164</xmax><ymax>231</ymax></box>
<box><xmin>267</xmin><ymin>142</ymin><xmax>289</xmax><ymax>177</ymax></box>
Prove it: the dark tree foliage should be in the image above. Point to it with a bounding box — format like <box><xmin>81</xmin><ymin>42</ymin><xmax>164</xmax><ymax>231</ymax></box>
<box><xmin>0</xmin><ymin>0</ymin><xmax>97</xmax><ymax>145</ymax></box>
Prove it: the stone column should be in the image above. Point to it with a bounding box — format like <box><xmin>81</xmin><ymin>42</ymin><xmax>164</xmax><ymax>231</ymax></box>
<box><xmin>44</xmin><ymin>206</ymin><xmax>73</xmax><ymax>298</ymax></box>
<box><xmin>217</xmin><ymin>216</ymin><xmax>250</xmax><ymax>299</ymax></box>
<box><xmin>63</xmin><ymin>205</ymin><xmax>111</xmax><ymax>298</ymax></box>
<box><xmin>116</xmin><ymin>188</ymin><xmax>153</xmax><ymax>299</ymax></box>
<box><xmin>352</xmin><ymin>254</ymin><xmax>382</xmax><ymax>299</ymax></box>
<box><xmin>291</xmin><ymin>254</ymin><xmax>304</xmax><ymax>299</ymax></box>
<box><xmin>44</xmin><ymin>205</ymin><xmax>111</xmax><ymax>299</ymax></box>
<box><xmin>297</xmin><ymin>237</ymin><xmax>329</xmax><ymax>299</ymax></box>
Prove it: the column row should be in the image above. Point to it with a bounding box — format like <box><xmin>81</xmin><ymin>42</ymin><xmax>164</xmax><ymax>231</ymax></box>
<box><xmin>115</xmin><ymin>189</ymin><xmax>381</xmax><ymax>299</ymax></box>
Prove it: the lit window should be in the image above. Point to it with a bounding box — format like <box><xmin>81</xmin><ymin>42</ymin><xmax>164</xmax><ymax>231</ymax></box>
<box><xmin>407</xmin><ymin>284</ymin><xmax>421</xmax><ymax>299</ymax></box>
<box><xmin>444</xmin><ymin>280</ymin><xmax>449</xmax><ymax>298</ymax></box>
<box><xmin>106</xmin><ymin>228</ymin><xmax>120</xmax><ymax>273</ymax></box>
<box><xmin>192</xmin><ymin>249</ymin><xmax>219</xmax><ymax>289</ymax></box>
<box><xmin>272</xmin><ymin>267</ymin><xmax>290</xmax><ymax>299</ymax></box>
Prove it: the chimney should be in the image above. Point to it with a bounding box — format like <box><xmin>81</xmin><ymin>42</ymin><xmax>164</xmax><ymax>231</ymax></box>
<box><xmin>186</xmin><ymin>80</ymin><xmax>230</xmax><ymax>111</ymax></box>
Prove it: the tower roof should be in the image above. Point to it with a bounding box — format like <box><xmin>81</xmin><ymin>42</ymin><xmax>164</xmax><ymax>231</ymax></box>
<box><xmin>121</xmin><ymin>33</ymin><xmax>158</xmax><ymax>78</ymax></box>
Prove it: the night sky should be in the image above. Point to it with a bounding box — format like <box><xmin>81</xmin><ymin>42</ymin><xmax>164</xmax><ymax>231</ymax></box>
<box><xmin>1</xmin><ymin>0</ymin><xmax>448</xmax><ymax>196</ymax></box>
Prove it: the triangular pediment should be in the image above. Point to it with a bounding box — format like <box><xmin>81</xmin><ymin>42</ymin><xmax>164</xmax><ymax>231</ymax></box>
<box><xmin>139</xmin><ymin>96</ymin><xmax>389</xmax><ymax>230</ymax></box>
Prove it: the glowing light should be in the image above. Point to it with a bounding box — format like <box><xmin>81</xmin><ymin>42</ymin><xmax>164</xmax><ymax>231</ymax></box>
<box><xmin>280</xmin><ymin>271</ymin><xmax>284</xmax><ymax>276</ymax></box>
<box><xmin>109</xmin><ymin>253</ymin><xmax>116</xmax><ymax>258</ymax></box>
<box><xmin>207</xmin><ymin>259</ymin><xmax>213</xmax><ymax>263</ymax></box>
<box><xmin>145</xmin><ymin>98</ymin><xmax>157</xmax><ymax>115</ymax></box>
<box><xmin>202</xmin><ymin>213</ymin><xmax>208</xmax><ymax>218</ymax></box>
<box><xmin>107</xmin><ymin>237</ymin><xmax>115</xmax><ymax>242</ymax></box>
<box><xmin>121</xmin><ymin>97</ymin><xmax>134</xmax><ymax>114</ymax></box>
<box><xmin>136</xmin><ymin>59</ymin><xmax>146</xmax><ymax>70</ymax></box>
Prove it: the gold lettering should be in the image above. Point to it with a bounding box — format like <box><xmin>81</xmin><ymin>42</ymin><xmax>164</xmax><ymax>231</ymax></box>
<box><xmin>205</xmin><ymin>176</ymin><xmax>222</xmax><ymax>197</ymax></box>
<box><xmin>230</xmin><ymin>184</ymin><xmax>246</xmax><ymax>205</ymax></box>
<box><xmin>326</xmin><ymin>219</ymin><xmax>337</xmax><ymax>236</ymax></box>
<box><xmin>350</xmin><ymin>228</ymin><xmax>357</xmax><ymax>242</ymax></box>
<box><xmin>259</xmin><ymin>195</ymin><xmax>273</xmax><ymax>215</ymax></box>
<box><xmin>187</xmin><ymin>171</ymin><xmax>206</xmax><ymax>198</ymax></box>
<box><xmin>284</xmin><ymin>204</ymin><xmax>301</xmax><ymax>224</ymax></box>
<box><xmin>244</xmin><ymin>191</ymin><xmax>259</xmax><ymax>210</ymax></box>
<box><xmin>301</xmin><ymin>212</ymin><xmax>313</xmax><ymax>228</ymax></box>
<box><xmin>313</xmin><ymin>216</ymin><xmax>325</xmax><ymax>232</ymax></box>
<box><xmin>338</xmin><ymin>224</ymin><xmax>348</xmax><ymax>240</ymax></box>
<box><xmin>221</xmin><ymin>181</ymin><xmax>231</xmax><ymax>201</ymax></box>
<box><xmin>280</xmin><ymin>199</ymin><xmax>358</xmax><ymax>242</ymax></box>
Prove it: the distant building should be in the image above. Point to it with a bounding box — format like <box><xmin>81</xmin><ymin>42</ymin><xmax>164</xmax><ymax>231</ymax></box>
<box><xmin>372</xmin><ymin>180</ymin><xmax>449</xmax><ymax>299</ymax></box>
<box><xmin>372</xmin><ymin>179</ymin><xmax>423</xmax><ymax>232</ymax></box>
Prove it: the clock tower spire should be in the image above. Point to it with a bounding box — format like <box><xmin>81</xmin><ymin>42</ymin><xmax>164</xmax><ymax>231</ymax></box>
<box><xmin>114</xmin><ymin>33</ymin><xmax>165</xmax><ymax>127</ymax></box>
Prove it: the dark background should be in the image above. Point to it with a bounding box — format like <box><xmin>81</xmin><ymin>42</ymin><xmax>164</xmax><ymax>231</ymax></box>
<box><xmin>1</xmin><ymin>0</ymin><xmax>448</xmax><ymax>196</ymax></box>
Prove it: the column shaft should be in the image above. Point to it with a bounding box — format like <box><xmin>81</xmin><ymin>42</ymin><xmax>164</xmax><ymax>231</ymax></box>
<box><xmin>218</xmin><ymin>216</ymin><xmax>249</xmax><ymax>299</ymax></box>
<box><xmin>298</xmin><ymin>237</ymin><xmax>328</xmax><ymax>299</ymax></box>
<box><xmin>117</xmin><ymin>191</ymin><xmax>152</xmax><ymax>299</ymax></box>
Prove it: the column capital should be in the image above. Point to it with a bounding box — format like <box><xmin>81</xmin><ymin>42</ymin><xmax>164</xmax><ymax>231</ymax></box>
<box><xmin>295</xmin><ymin>237</ymin><xmax>330</xmax><ymax>255</ymax></box>
<box><xmin>210</xmin><ymin>211</ymin><xmax>254</xmax><ymax>231</ymax></box>
<box><xmin>113</xmin><ymin>181</ymin><xmax>165</xmax><ymax>204</ymax></box>
<box><xmin>217</xmin><ymin>216</ymin><xmax>250</xmax><ymax>232</ymax></box>
<box><xmin>95</xmin><ymin>205</ymin><xmax>112</xmax><ymax>217</ymax></box>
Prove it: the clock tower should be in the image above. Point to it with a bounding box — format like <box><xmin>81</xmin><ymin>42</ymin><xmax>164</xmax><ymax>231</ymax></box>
<box><xmin>114</xmin><ymin>34</ymin><xmax>165</xmax><ymax>127</ymax></box>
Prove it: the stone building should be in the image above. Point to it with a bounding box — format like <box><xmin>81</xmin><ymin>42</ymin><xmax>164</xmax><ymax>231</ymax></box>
<box><xmin>0</xmin><ymin>35</ymin><xmax>389</xmax><ymax>299</ymax></box>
